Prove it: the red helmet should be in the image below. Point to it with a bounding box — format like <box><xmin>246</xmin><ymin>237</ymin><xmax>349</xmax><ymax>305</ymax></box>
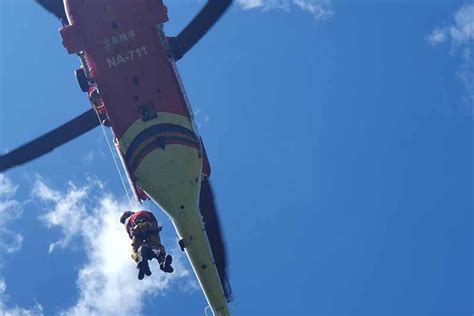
<box><xmin>120</xmin><ymin>211</ymin><xmax>134</xmax><ymax>224</ymax></box>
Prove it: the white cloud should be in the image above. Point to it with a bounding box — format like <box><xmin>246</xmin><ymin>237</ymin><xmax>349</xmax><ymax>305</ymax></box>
<box><xmin>179</xmin><ymin>279</ymin><xmax>201</xmax><ymax>294</ymax></box>
<box><xmin>33</xmin><ymin>178</ymin><xmax>191</xmax><ymax>316</ymax></box>
<box><xmin>426</xmin><ymin>27</ymin><xmax>449</xmax><ymax>45</ymax></box>
<box><xmin>33</xmin><ymin>179</ymin><xmax>89</xmax><ymax>252</ymax></box>
<box><xmin>237</xmin><ymin>0</ymin><xmax>334</xmax><ymax>20</ymax></box>
<box><xmin>0</xmin><ymin>174</ymin><xmax>18</xmax><ymax>198</ymax></box>
<box><xmin>0</xmin><ymin>174</ymin><xmax>23</xmax><ymax>255</ymax></box>
<box><xmin>450</xmin><ymin>4</ymin><xmax>474</xmax><ymax>44</ymax></box>
<box><xmin>427</xmin><ymin>3</ymin><xmax>474</xmax><ymax>111</ymax></box>
<box><xmin>194</xmin><ymin>108</ymin><xmax>211</xmax><ymax>129</ymax></box>
<box><xmin>294</xmin><ymin>0</ymin><xmax>332</xmax><ymax>20</ymax></box>
<box><xmin>238</xmin><ymin>0</ymin><xmax>263</xmax><ymax>9</ymax></box>
<box><xmin>0</xmin><ymin>278</ymin><xmax>5</xmax><ymax>293</ymax></box>
<box><xmin>3</xmin><ymin>233</ymin><xmax>23</xmax><ymax>254</ymax></box>
<box><xmin>81</xmin><ymin>151</ymin><xmax>95</xmax><ymax>165</ymax></box>
<box><xmin>427</xmin><ymin>3</ymin><xmax>474</xmax><ymax>46</ymax></box>
<box><xmin>0</xmin><ymin>176</ymin><xmax>43</xmax><ymax>316</ymax></box>
<box><xmin>0</xmin><ymin>278</ymin><xmax>43</xmax><ymax>316</ymax></box>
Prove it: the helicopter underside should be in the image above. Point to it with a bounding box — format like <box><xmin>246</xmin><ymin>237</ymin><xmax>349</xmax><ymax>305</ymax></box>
<box><xmin>57</xmin><ymin>1</ymin><xmax>232</xmax><ymax>314</ymax></box>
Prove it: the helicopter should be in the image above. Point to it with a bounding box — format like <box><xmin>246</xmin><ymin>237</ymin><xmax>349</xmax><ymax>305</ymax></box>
<box><xmin>0</xmin><ymin>0</ymin><xmax>233</xmax><ymax>315</ymax></box>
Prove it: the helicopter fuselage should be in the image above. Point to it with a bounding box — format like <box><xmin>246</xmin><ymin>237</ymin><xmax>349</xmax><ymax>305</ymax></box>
<box><xmin>60</xmin><ymin>0</ymin><xmax>228</xmax><ymax>314</ymax></box>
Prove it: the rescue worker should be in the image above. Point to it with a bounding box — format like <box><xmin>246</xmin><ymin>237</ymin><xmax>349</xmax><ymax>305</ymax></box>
<box><xmin>88</xmin><ymin>86</ymin><xmax>111</xmax><ymax>126</ymax></box>
<box><xmin>120</xmin><ymin>210</ymin><xmax>173</xmax><ymax>280</ymax></box>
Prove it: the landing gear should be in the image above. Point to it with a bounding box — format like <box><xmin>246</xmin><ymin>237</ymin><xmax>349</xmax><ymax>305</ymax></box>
<box><xmin>75</xmin><ymin>67</ymin><xmax>89</xmax><ymax>92</ymax></box>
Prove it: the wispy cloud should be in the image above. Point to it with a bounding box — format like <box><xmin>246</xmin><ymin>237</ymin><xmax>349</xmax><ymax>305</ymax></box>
<box><xmin>0</xmin><ymin>278</ymin><xmax>43</xmax><ymax>316</ymax></box>
<box><xmin>237</xmin><ymin>0</ymin><xmax>334</xmax><ymax>20</ymax></box>
<box><xmin>0</xmin><ymin>175</ymin><xmax>18</xmax><ymax>197</ymax></box>
<box><xmin>193</xmin><ymin>108</ymin><xmax>211</xmax><ymax>129</ymax></box>
<box><xmin>81</xmin><ymin>151</ymin><xmax>96</xmax><ymax>166</ymax></box>
<box><xmin>0</xmin><ymin>175</ymin><xmax>43</xmax><ymax>316</ymax></box>
<box><xmin>238</xmin><ymin>0</ymin><xmax>263</xmax><ymax>9</ymax></box>
<box><xmin>33</xmin><ymin>178</ymin><xmax>191</xmax><ymax>316</ymax></box>
<box><xmin>426</xmin><ymin>27</ymin><xmax>449</xmax><ymax>46</ymax></box>
<box><xmin>427</xmin><ymin>3</ymin><xmax>474</xmax><ymax>110</ymax></box>
<box><xmin>426</xmin><ymin>3</ymin><xmax>474</xmax><ymax>46</ymax></box>
<box><xmin>0</xmin><ymin>175</ymin><xmax>23</xmax><ymax>255</ymax></box>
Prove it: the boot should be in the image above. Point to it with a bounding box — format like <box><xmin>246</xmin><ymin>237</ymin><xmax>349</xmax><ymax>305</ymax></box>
<box><xmin>144</xmin><ymin>263</ymin><xmax>152</xmax><ymax>276</ymax></box>
<box><xmin>159</xmin><ymin>254</ymin><xmax>173</xmax><ymax>273</ymax></box>
<box><xmin>137</xmin><ymin>261</ymin><xmax>151</xmax><ymax>280</ymax></box>
<box><xmin>138</xmin><ymin>267</ymin><xmax>145</xmax><ymax>280</ymax></box>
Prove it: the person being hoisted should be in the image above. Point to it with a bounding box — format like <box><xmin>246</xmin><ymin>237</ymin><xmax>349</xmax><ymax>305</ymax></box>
<box><xmin>120</xmin><ymin>210</ymin><xmax>174</xmax><ymax>280</ymax></box>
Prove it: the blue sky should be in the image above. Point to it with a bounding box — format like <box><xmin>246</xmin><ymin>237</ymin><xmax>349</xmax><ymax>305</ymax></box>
<box><xmin>0</xmin><ymin>0</ymin><xmax>472</xmax><ymax>315</ymax></box>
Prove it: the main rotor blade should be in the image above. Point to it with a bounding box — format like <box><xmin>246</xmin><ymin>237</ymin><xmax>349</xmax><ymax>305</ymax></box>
<box><xmin>0</xmin><ymin>109</ymin><xmax>100</xmax><ymax>172</ymax></box>
<box><xmin>171</xmin><ymin>0</ymin><xmax>232</xmax><ymax>60</ymax></box>
<box><xmin>199</xmin><ymin>177</ymin><xmax>233</xmax><ymax>301</ymax></box>
<box><xmin>35</xmin><ymin>0</ymin><xmax>68</xmax><ymax>23</ymax></box>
